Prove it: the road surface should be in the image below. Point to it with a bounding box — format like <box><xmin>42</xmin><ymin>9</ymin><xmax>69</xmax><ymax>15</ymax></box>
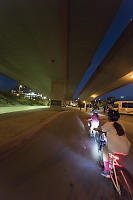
<box><xmin>0</xmin><ymin>109</ymin><xmax>132</xmax><ymax>200</ymax></box>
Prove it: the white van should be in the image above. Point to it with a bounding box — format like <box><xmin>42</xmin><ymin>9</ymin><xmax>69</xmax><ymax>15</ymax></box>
<box><xmin>114</xmin><ymin>101</ymin><xmax>133</xmax><ymax>114</ymax></box>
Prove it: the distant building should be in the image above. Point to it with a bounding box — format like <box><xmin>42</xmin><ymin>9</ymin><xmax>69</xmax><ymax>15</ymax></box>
<box><xmin>11</xmin><ymin>85</ymin><xmax>45</xmax><ymax>100</ymax></box>
<box><xmin>117</xmin><ymin>96</ymin><xmax>133</xmax><ymax>101</ymax></box>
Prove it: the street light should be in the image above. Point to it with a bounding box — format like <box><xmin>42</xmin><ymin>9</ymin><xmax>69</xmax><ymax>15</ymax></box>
<box><xmin>19</xmin><ymin>84</ymin><xmax>22</xmax><ymax>95</ymax></box>
<box><xmin>91</xmin><ymin>94</ymin><xmax>97</xmax><ymax>98</ymax></box>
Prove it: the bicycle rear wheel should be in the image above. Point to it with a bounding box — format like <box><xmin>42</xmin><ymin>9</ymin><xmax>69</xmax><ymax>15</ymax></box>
<box><xmin>115</xmin><ymin>166</ymin><xmax>133</xmax><ymax>200</ymax></box>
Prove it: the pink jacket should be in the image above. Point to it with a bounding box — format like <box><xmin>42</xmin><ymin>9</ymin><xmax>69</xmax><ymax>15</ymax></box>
<box><xmin>91</xmin><ymin>113</ymin><xmax>99</xmax><ymax>128</ymax></box>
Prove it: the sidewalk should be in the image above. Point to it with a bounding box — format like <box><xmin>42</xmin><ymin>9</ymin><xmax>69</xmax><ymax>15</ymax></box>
<box><xmin>0</xmin><ymin>105</ymin><xmax>50</xmax><ymax>115</ymax></box>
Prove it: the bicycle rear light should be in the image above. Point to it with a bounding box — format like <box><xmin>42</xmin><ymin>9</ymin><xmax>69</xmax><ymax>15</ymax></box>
<box><xmin>114</xmin><ymin>155</ymin><xmax>120</xmax><ymax>161</ymax></box>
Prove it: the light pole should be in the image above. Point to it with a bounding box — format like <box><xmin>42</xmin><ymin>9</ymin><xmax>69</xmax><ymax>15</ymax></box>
<box><xmin>19</xmin><ymin>84</ymin><xmax>22</xmax><ymax>95</ymax></box>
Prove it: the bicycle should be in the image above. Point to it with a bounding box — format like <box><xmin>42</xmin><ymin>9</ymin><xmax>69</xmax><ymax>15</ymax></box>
<box><xmin>97</xmin><ymin>131</ymin><xmax>133</xmax><ymax>199</ymax></box>
<box><xmin>87</xmin><ymin>119</ymin><xmax>100</xmax><ymax>138</ymax></box>
<box><xmin>87</xmin><ymin>118</ymin><xmax>93</xmax><ymax>137</ymax></box>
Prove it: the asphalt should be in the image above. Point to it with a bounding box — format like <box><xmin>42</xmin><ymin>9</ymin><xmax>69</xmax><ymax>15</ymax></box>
<box><xmin>0</xmin><ymin>109</ymin><xmax>132</xmax><ymax>200</ymax></box>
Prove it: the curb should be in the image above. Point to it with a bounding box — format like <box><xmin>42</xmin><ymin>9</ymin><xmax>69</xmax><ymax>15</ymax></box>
<box><xmin>120</xmin><ymin>113</ymin><xmax>133</xmax><ymax>116</ymax></box>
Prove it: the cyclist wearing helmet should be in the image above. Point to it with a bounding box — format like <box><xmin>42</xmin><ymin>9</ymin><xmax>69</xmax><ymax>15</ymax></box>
<box><xmin>90</xmin><ymin>110</ymin><xmax>99</xmax><ymax>137</ymax></box>
<box><xmin>101</xmin><ymin>109</ymin><xmax>131</xmax><ymax>178</ymax></box>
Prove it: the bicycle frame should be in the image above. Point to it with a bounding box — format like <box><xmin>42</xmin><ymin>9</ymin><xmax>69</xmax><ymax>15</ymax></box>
<box><xmin>109</xmin><ymin>153</ymin><xmax>121</xmax><ymax>195</ymax></box>
<box><xmin>109</xmin><ymin>153</ymin><xmax>130</xmax><ymax>196</ymax></box>
<box><xmin>97</xmin><ymin>131</ymin><xmax>131</xmax><ymax>197</ymax></box>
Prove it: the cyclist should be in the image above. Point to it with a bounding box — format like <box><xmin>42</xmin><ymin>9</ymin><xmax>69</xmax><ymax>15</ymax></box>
<box><xmin>101</xmin><ymin>109</ymin><xmax>131</xmax><ymax>178</ymax></box>
<box><xmin>90</xmin><ymin>110</ymin><xmax>99</xmax><ymax>137</ymax></box>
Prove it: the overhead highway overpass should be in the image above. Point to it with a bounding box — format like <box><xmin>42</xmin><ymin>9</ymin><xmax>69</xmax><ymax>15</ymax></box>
<box><xmin>0</xmin><ymin>0</ymin><xmax>133</xmax><ymax>101</ymax></box>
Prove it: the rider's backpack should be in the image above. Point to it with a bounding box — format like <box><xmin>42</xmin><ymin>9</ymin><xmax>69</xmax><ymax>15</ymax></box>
<box><xmin>113</xmin><ymin>122</ymin><xmax>125</xmax><ymax>136</ymax></box>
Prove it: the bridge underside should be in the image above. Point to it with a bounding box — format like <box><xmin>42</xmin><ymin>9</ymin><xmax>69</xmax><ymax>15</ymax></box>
<box><xmin>0</xmin><ymin>0</ymin><xmax>132</xmax><ymax>100</ymax></box>
<box><xmin>80</xmin><ymin>22</ymin><xmax>133</xmax><ymax>100</ymax></box>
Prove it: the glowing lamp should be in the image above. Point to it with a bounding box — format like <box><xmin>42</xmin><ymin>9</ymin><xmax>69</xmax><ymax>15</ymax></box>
<box><xmin>91</xmin><ymin>94</ymin><xmax>97</xmax><ymax>98</ymax></box>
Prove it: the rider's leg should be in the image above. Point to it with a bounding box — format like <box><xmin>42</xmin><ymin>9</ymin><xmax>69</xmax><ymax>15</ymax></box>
<box><xmin>90</xmin><ymin>125</ymin><xmax>93</xmax><ymax>136</ymax></box>
<box><xmin>101</xmin><ymin>145</ymin><xmax>110</xmax><ymax>178</ymax></box>
<box><xmin>93</xmin><ymin>130</ymin><xmax>96</xmax><ymax>140</ymax></box>
<box><xmin>103</xmin><ymin>145</ymin><xmax>109</xmax><ymax>172</ymax></box>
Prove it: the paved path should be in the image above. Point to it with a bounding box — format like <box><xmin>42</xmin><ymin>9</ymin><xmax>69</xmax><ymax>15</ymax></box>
<box><xmin>0</xmin><ymin>109</ymin><xmax>132</xmax><ymax>199</ymax></box>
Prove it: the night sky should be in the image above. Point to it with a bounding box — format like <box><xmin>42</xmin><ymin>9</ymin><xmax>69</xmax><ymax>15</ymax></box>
<box><xmin>0</xmin><ymin>74</ymin><xmax>18</xmax><ymax>91</ymax></box>
<box><xmin>99</xmin><ymin>83</ymin><xmax>133</xmax><ymax>99</ymax></box>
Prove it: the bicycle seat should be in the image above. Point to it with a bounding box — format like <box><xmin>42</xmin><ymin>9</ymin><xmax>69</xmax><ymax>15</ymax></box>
<box><xmin>111</xmin><ymin>152</ymin><xmax>128</xmax><ymax>163</ymax></box>
<box><xmin>113</xmin><ymin>152</ymin><xmax>127</xmax><ymax>157</ymax></box>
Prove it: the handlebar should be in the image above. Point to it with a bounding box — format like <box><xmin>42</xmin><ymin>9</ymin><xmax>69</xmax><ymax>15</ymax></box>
<box><xmin>95</xmin><ymin>130</ymin><xmax>107</xmax><ymax>149</ymax></box>
<box><xmin>95</xmin><ymin>129</ymin><xmax>107</xmax><ymax>136</ymax></box>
